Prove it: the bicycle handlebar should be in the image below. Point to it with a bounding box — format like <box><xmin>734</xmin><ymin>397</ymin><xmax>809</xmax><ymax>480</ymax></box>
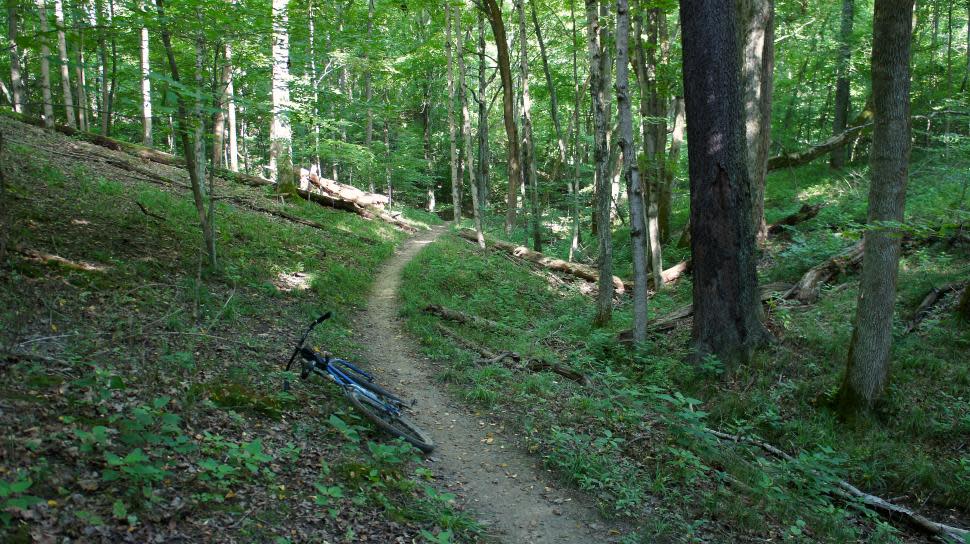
<box><xmin>285</xmin><ymin>312</ymin><xmax>333</xmax><ymax>371</ymax></box>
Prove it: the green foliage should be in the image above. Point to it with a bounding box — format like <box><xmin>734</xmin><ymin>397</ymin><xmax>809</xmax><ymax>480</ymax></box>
<box><xmin>0</xmin><ymin>474</ymin><xmax>44</xmax><ymax>527</ymax></box>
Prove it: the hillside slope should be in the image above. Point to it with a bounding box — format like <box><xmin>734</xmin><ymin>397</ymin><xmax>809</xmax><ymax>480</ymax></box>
<box><xmin>0</xmin><ymin>116</ymin><xmax>473</xmax><ymax>542</ymax></box>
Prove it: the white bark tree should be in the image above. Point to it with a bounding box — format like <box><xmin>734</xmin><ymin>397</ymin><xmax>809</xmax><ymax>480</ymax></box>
<box><xmin>35</xmin><ymin>0</ymin><xmax>56</xmax><ymax>127</ymax></box>
<box><xmin>446</xmin><ymin>0</ymin><xmax>461</xmax><ymax>221</ymax></box>
<box><xmin>268</xmin><ymin>0</ymin><xmax>292</xmax><ymax>184</ymax></box>
<box><xmin>7</xmin><ymin>0</ymin><xmax>25</xmax><ymax>114</ymax></box>
<box><xmin>53</xmin><ymin>0</ymin><xmax>76</xmax><ymax>128</ymax></box>
<box><xmin>140</xmin><ymin>2</ymin><xmax>152</xmax><ymax>146</ymax></box>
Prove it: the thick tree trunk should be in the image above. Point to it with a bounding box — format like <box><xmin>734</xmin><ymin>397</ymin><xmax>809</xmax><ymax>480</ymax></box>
<box><xmin>588</xmin><ymin>0</ymin><xmax>614</xmax><ymax>325</ymax></box>
<box><xmin>139</xmin><ymin>7</ymin><xmax>152</xmax><ymax>146</ymax></box>
<box><xmin>53</xmin><ymin>0</ymin><xmax>75</xmax><ymax>128</ymax></box>
<box><xmin>517</xmin><ymin>0</ymin><xmax>541</xmax><ymax>251</ymax></box>
<box><xmin>7</xmin><ymin>0</ymin><xmax>24</xmax><ymax>114</ymax></box>
<box><xmin>837</xmin><ymin>0</ymin><xmax>914</xmax><ymax>415</ymax></box>
<box><xmin>457</xmin><ymin>4</ymin><xmax>485</xmax><ymax>247</ymax></box>
<box><xmin>616</xmin><ymin>0</ymin><xmax>649</xmax><ymax>343</ymax></box>
<box><xmin>35</xmin><ymin>0</ymin><xmax>56</xmax><ymax>128</ymax></box>
<box><xmin>269</xmin><ymin>0</ymin><xmax>292</xmax><ymax>184</ymax></box>
<box><xmin>739</xmin><ymin>0</ymin><xmax>774</xmax><ymax>243</ymax></box>
<box><xmin>446</xmin><ymin>1</ymin><xmax>461</xmax><ymax>221</ymax></box>
<box><xmin>483</xmin><ymin>0</ymin><xmax>523</xmax><ymax>235</ymax></box>
<box><xmin>679</xmin><ymin>0</ymin><xmax>769</xmax><ymax>368</ymax></box>
<box><xmin>830</xmin><ymin>0</ymin><xmax>854</xmax><ymax>169</ymax></box>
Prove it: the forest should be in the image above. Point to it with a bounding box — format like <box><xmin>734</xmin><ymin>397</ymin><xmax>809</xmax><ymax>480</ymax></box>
<box><xmin>0</xmin><ymin>0</ymin><xmax>969</xmax><ymax>541</ymax></box>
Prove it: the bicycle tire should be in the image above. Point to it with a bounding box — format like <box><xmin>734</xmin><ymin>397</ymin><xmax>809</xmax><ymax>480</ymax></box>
<box><xmin>346</xmin><ymin>389</ymin><xmax>435</xmax><ymax>453</ymax></box>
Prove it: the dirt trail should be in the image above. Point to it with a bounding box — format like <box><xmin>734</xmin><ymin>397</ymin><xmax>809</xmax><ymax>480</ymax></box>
<box><xmin>356</xmin><ymin>225</ymin><xmax>625</xmax><ymax>544</ymax></box>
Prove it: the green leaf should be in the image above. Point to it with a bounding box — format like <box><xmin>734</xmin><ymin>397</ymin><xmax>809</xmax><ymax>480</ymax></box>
<box><xmin>112</xmin><ymin>500</ymin><xmax>128</xmax><ymax>520</ymax></box>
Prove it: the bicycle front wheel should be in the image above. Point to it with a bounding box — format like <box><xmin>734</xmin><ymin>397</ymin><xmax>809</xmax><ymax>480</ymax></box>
<box><xmin>346</xmin><ymin>390</ymin><xmax>435</xmax><ymax>453</ymax></box>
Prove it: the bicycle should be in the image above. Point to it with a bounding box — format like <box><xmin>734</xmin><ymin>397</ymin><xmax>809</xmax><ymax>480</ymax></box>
<box><xmin>284</xmin><ymin>312</ymin><xmax>435</xmax><ymax>453</ymax></box>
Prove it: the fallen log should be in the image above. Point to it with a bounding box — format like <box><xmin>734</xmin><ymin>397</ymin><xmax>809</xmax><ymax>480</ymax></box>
<box><xmin>782</xmin><ymin>241</ymin><xmax>865</xmax><ymax>303</ymax></box>
<box><xmin>16</xmin><ymin>247</ymin><xmax>110</xmax><ymax>273</ymax></box>
<box><xmin>767</xmin><ymin>123</ymin><xmax>871</xmax><ymax>171</ymax></box>
<box><xmin>618</xmin><ymin>282</ymin><xmax>793</xmax><ymax>339</ymax></box>
<box><xmin>706</xmin><ymin>428</ymin><xmax>969</xmax><ymax>543</ymax></box>
<box><xmin>423</xmin><ymin>304</ymin><xmax>510</xmax><ymax>332</ymax></box>
<box><xmin>767</xmin><ymin>203</ymin><xmax>824</xmax><ymax>235</ymax></box>
<box><xmin>903</xmin><ymin>281</ymin><xmax>968</xmax><ymax>334</ymax></box>
<box><xmin>432</xmin><ymin>323</ymin><xmax>589</xmax><ymax>386</ymax></box>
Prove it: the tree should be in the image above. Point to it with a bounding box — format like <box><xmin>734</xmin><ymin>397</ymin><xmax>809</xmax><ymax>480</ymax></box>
<box><xmin>268</xmin><ymin>0</ymin><xmax>292</xmax><ymax>184</ymax></box>
<box><xmin>211</xmin><ymin>44</ymin><xmax>233</xmax><ymax>168</ymax></box>
<box><xmin>457</xmin><ymin>3</ymin><xmax>485</xmax><ymax>247</ymax></box>
<box><xmin>830</xmin><ymin>0</ymin><xmax>854</xmax><ymax>169</ymax></box>
<box><xmin>155</xmin><ymin>0</ymin><xmax>216</xmax><ymax>268</ymax></box>
<box><xmin>7</xmin><ymin>0</ymin><xmax>25</xmax><ymax>114</ymax></box>
<box><xmin>53</xmin><ymin>0</ymin><xmax>75</xmax><ymax>128</ymax></box>
<box><xmin>476</xmin><ymin>8</ymin><xmax>489</xmax><ymax>210</ymax></box>
<box><xmin>587</xmin><ymin>0</ymin><xmax>613</xmax><ymax>325</ymax></box>
<box><xmin>35</xmin><ymin>0</ymin><xmax>55</xmax><ymax>128</ymax></box>
<box><xmin>616</xmin><ymin>0</ymin><xmax>649</xmax><ymax>342</ymax></box>
<box><xmin>139</xmin><ymin>2</ymin><xmax>152</xmax><ymax>146</ymax></box>
<box><xmin>837</xmin><ymin>0</ymin><xmax>914</xmax><ymax>415</ymax></box>
<box><xmin>739</xmin><ymin>0</ymin><xmax>774</xmax><ymax>243</ymax></box>
<box><xmin>483</xmin><ymin>0</ymin><xmax>524</xmax><ymax>235</ymax></box>
<box><xmin>517</xmin><ymin>0</ymin><xmax>540</xmax><ymax>251</ymax></box>
<box><xmin>679</xmin><ymin>0</ymin><xmax>769</xmax><ymax>368</ymax></box>
<box><xmin>446</xmin><ymin>0</ymin><xmax>461</xmax><ymax>221</ymax></box>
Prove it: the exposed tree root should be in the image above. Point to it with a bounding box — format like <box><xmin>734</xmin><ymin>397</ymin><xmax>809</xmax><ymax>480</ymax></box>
<box><xmin>706</xmin><ymin>428</ymin><xmax>969</xmax><ymax>543</ymax></box>
<box><xmin>432</xmin><ymin>322</ymin><xmax>589</xmax><ymax>386</ymax></box>
<box><xmin>903</xmin><ymin>281</ymin><xmax>968</xmax><ymax>334</ymax></box>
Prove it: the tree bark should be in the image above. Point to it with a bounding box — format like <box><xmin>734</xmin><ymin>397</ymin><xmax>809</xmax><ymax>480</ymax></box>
<box><xmin>139</xmin><ymin>3</ymin><xmax>152</xmax><ymax>146</ymax></box>
<box><xmin>225</xmin><ymin>43</ymin><xmax>238</xmax><ymax>172</ymax></box>
<box><xmin>457</xmin><ymin>3</ymin><xmax>485</xmax><ymax>247</ymax></box>
<box><xmin>568</xmin><ymin>0</ymin><xmax>582</xmax><ymax>262</ymax></box>
<box><xmin>211</xmin><ymin>43</ymin><xmax>232</xmax><ymax>168</ymax></box>
<box><xmin>739</xmin><ymin>0</ymin><xmax>774</xmax><ymax>243</ymax></box>
<box><xmin>95</xmin><ymin>0</ymin><xmax>109</xmax><ymax>135</ymax></box>
<box><xmin>446</xmin><ymin>1</ymin><xmax>461</xmax><ymax>221</ymax></box>
<box><xmin>837</xmin><ymin>0</ymin><xmax>914</xmax><ymax>415</ymax></box>
<box><xmin>587</xmin><ymin>0</ymin><xmax>614</xmax><ymax>325</ymax></box>
<box><xmin>53</xmin><ymin>0</ymin><xmax>75</xmax><ymax>128</ymax></box>
<box><xmin>483</xmin><ymin>0</ymin><xmax>523</xmax><ymax>236</ymax></box>
<box><xmin>616</xmin><ymin>0</ymin><xmax>649</xmax><ymax>343</ymax></box>
<box><xmin>679</xmin><ymin>0</ymin><xmax>769</xmax><ymax>368</ymax></box>
<box><xmin>476</xmin><ymin>8</ymin><xmax>490</xmax><ymax>209</ymax></box>
<box><xmin>364</xmin><ymin>0</ymin><xmax>375</xmax><ymax>193</ymax></box>
<box><xmin>7</xmin><ymin>0</ymin><xmax>25</xmax><ymax>114</ymax></box>
<box><xmin>35</xmin><ymin>0</ymin><xmax>56</xmax><ymax>127</ymax></box>
<box><xmin>517</xmin><ymin>0</ymin><xmax>540</xmax><ymax>251</ymax></box>
<box><xmin>269</xmin><ymin>0</ymin><xmax>292</xmax><ymax>184</ymax></box>
<box><xmin>830</xmin><ymin>0</ymin><xmax>854</xmax><ymax>169</ymax></box>
<box><xmin>662</xmin><ymin>97</ymin><xmax>685</xmax><ymax>242</ymax></box>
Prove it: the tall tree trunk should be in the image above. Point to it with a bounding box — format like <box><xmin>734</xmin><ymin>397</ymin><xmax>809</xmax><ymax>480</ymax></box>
<box><xmin>458</xmin><ymin>3</ymin><xmax>485</xmax><ymax>247</ymax></box>
<box><xmin>269</xmin><ymin>0</ymin><xmax>292</xmax><ymax>184</ymax></box>
<box><xmin>476</xmin><ymin>8</ymin><xmax>490</xmax><ymax>210</ymax></box>
<box><xmin>139</xmin><ymin>2</ymin><xmax>152</xmax><ymax>146</ymax></box>
<box><xmin>35</xmin><ymin>0</ymin><xmax>55</xmax><ymax>127</ymax></box>
<box><xmin>633</xmin><ymin>3</ymin><xmax>665</xmax><ymax>285</ymax></box>
<box><xmin>53</xmin><ymin>0</ymin><xmax>75</xmax><ymax>128</ymax></box>
<box><xmin>423</xmin><ymin>84</ymin><xmax>436</xmax><ymax>212</ymax></box>
<box><xmin>617</xmin><ymin>0</ymin><xmax>649</xmax><ymax>342</ymax></box>
<box><xmin>518</xmin><ymin>0</ymin><xmax>540</xmax><ymax>250</ymax></box>
<box><xmin>662</xmin><ymin>96</ymin><xmax>685</xmax><ymax>242</ymax></box>
<box><xmin>365</xmin><ymin>0</ymin><xmax>375</xmax><ymax>192</ymax></box>
<box><xmin>384</xmin><ymin>93</ymin><xmax>393</xmax><ymax>204</ymax></box>
<box><xmin>72</xmin><ymin>4</ymin><xmax>88</xmax><ymax>131</ymax></box>
<box><xmin>483</xmin><ymin>0</ymin><xmax>523</xmax><ymax>235</ymax></box>
<box><xmin>830</xmin><ymin>0</ymin><xmax>853</xmax><ymax>169</ymax></box>
<box><xmin>211</xmin><ymin>43</ymin><xmax>232</xmax><ymax>168</ymax></box>
<box><xmin>226</xmin><ymin>44</ymin><xmax>238</xmax><ymax>171</ymax></box>
<box><xmin>7</xmin><ymin>0</ymin><xmax>25</xmax><ymax>114</ymax></box>
<box><xmin>837</xmin><ymin>0</ymin><xmax>914</xmax><ymax>415</ymax></box>
<box><xmin>680</xmin><ymin>0</ymin><xmax>769</xmax><ymax>369</ymax></box>
<box><xmin>588</xmin><ymin>0</ymin><xmax>613</xmax><ymax>325</ymax></box>
<box><xmin>530</xmin><ymin>0</ymin><xmax>566</xmax><ymax>184</ymax></box>
<box><xmin>945</xmin><ymin>0</ymin><xmax>953</xmax><ymax>91</ymax></box>
<box><xmin>568</xmin><ymin>0</ymin><xmax>581</xmax><ymax>262</ymax></box>
<box><xmin>155</xmin><ymin>0</ymin><xmax>215</xmax><ymax>268</ymax></box>
<box><xmin>96</xmin><ymin>0</ymin><xmax>109</xmax><ymax>134</ymax></box>
<box><xmin>446</xmin><ymin>0</ymin><xmax>461</xmax><ymax>221</ymax></box>
<box><xmin>106</xmin><ymin>0</ymin><xmax>116</xmax><ymax>135</ymax></box>
<box><xmin>739</xmin><ymin>0</ymin><xmax>774</xmax><ymax>243</ymax></box>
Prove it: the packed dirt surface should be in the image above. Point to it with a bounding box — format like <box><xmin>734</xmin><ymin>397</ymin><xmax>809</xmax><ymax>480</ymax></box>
<box><xmin>355</xmin><ymin>225</ymin><xmax>627</xmax><ymax>544</ymax></box>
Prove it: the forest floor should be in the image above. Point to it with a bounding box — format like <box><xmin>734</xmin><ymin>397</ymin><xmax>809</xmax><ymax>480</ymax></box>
<box><xmin>0</xmin><ymin>115</ymin><xmax>486</xmax><ymax>543</ymax></box>
<box><xmin>355</xmin><ymin>224</ymin><xmax>627</xmax><ymax>543</ymax></box>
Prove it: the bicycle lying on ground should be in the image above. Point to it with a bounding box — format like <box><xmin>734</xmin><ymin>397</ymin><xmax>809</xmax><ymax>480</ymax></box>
<box><xmin>284</xmin><ymin>312</ymin><xmax>435</xmax><ymax>453</ymax></box>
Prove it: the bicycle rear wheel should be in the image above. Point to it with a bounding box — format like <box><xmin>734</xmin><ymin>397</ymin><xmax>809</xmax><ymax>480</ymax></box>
<box><xmin>346</xmin><ymin>389</ymin><xmax>435</xmax><ymax>453</ymax></box>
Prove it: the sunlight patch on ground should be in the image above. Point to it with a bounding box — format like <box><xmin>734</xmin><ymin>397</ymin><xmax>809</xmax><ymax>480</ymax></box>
<box><xmin>274</xmin><ymin>271</ymin><xmax>316</xmax><ymax>292</ymax></box>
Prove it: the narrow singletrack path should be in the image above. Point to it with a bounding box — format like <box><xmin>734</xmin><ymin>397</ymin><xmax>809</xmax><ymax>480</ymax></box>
<box><xmin>356</xmin><ymin>225</ymin><xmax>626</xmax><ymax>544</ymax></box>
